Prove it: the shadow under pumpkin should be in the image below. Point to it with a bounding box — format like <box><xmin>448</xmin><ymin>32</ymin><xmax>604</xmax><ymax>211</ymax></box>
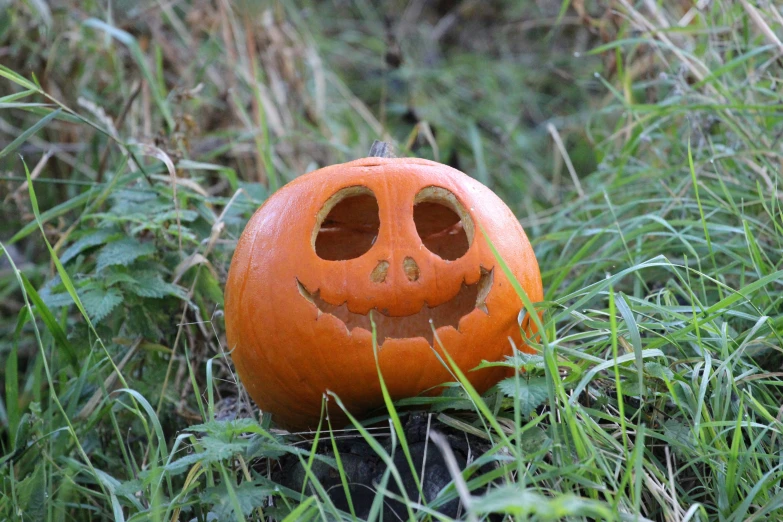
<box><xmin>273</xmin><ymin>413</ymin><xmax>506</xmax><ymax>520</ymax></box>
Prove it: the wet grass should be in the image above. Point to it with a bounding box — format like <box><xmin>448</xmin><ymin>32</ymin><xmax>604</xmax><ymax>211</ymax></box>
<box><xmin>1</xmin><ymin>1</ymin><xmax>782</xmax><ymax>520</ymax></box>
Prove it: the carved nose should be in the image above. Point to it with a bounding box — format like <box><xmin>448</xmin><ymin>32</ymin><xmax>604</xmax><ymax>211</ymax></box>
<box><xmin>403</xmin><ymin>257</ymin><xmax>420</xmax><ymax>282</ymax></box>
<box><xmin>370</xmin><ymin>260</ymin><xmax>389</xmax><ymax>283</ymax></box>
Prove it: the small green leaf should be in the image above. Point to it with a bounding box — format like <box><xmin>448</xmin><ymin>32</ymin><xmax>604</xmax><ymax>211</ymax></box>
<box><xmin>96</xmin><ymin>238</ymin><xmax>155</xmax><ymax>272</ymax></box>
<box><xmin>187</xmin><ymin>418</ymin><xmax>270</xmax><ymax>438</ymax></box>
<box><xmin>17</xmin><ymin>464</ymin><xmax>46</xmax><ymax>522</ymax></box>
<box><xmin>663</xmin><ymin>419</ymin><xmax>696</xmax><ymax>455</ymax></box>
<box><xmin>165</xmin><ymin>436</ymin><xmax>250</xmax><ymax>475</ymax></box>
<box><xmin>619</xmin><ymin>380</ymin><xmax>645</xmax><ymax>397</ymax></box>
<box><xmin>126</xmin><ymin>271</ymin><xmax>186</xmax><ymax>299</ymax></box>
<box><xmin>60</xmin><ymin>229</ymin><xmax>120</xmax><ymax>264</ymax></box>
<box><xmin>498</xmin><ymin>376</ymin><xmax>549</xmax><ymax>417</ymax></box>
<box><xmin>518</xmin><ymin>427</ymin><xmax>552</xmax><ymax>454</ymax></box>
<box><xmin>154</xmin><ymin>209</ymin><xmax>198</xmax><ymax>223</ymax></box>
<box><xmin>201</xmin><ymin>480</ymin><xmax>274</xmax><ymax>519</ymax></box>
<box><xmin>80</xmin><ymin>286</ymin><xmax>123</xmax><ymax>322</ymax></box>
<box><xmin>515</xmin><ymin>352</ymin><xmax>546</xmax><ymax>372</ymax></box>
<box><xmin>104</xmin><ymin>272</ymin><xmax>138</xmax><ymax>286</ymax></box>
<box><xmin>645</xmin><ymin>362</ymin><xmax>674</xmax><ymax>381</ymax></box>
<box><xmin>40</xmin><ymin>291</ymin><xmax>77</xmax><ymax>309</ymax></box>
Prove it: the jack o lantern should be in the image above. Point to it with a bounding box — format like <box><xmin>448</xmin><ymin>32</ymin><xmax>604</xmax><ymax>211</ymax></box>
<box><xmin>224</xmin><ymin>155</ymin><xmax>543</xmax><ymax>430</ymax></box>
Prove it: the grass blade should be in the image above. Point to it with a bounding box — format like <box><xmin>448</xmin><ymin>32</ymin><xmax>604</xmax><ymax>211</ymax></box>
<box><xmin>0</xmin><ymin>108</ymin><xmax>61</xmax><ymax>159</ymax></box>
<box><xmin>20</xmin><ymin>273</ymin><xmax>79</xmax><ymax>372</ymax></box>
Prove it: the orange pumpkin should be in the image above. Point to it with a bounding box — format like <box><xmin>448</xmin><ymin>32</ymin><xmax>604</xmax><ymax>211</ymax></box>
<box><xmin>224</xmin><ymin>156</ymin><xmax>543</xmax><ymax>430</ymax></box>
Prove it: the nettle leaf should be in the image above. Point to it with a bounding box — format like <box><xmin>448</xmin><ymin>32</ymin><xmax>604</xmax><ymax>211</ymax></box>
<box><xmin>60</xmin><ymin>229</ymin><xmax>120</xmax><ymax>264</ymax></box>
<box><xmin>80</xmin><ymin>286</ymin><xmax>123</xmax><ymax>322</ymax></box>
<box><xmin>126</xmin><ymin>271</ymin><xmax>186</xmax><ymax>299</ymax></box>
<box><xmin>187</xmin><ymin>418</ymin><xmax>267</xmax><ymax>439</ymax></box>
<box><xmin>619</xmin><ymin>380</ymin><xmax>645</xmax><ymax>397</ymax></box>
<box><xmin>110</xmin><ymin>188</ymin><xmax>157</xmax><ymax>206</ymax></box>
<box><xmin>163</xmin><ymin>224</ymin><xmax>197</xmax><ymax>243</ymax></box>
<box><xmin>104</xmin><ymin>272</ymin><xmax>138</xmax><ymax>286</ymax></box>
<box><xmin>114</xmin><ymin>478</ymin><xmax>143</xmax><ymax>497</ymax></box>
<box><xmin>154</xmin><ymin>209</ymin><xmax>199</xmax><ymax>223</ymax></box>
<box><xmin>16</xmin><ymin>464</ymin><xmax>45</xmax><ymax>522</ymax></box>
<box><xmin>202</xmin><ymin>480</ymin><xmax>273</xmax><ymax>519</ymax></box>
<box><xmin>663</xmin><ymin>419</ymin><xmax>696</xmax><ymax>455</ymax></box>
<box><xmin>498</xmin><ymin>376</ymin><xmax>548</xmax><ymax>417</ymax></box>
<box><xmin>475</xmin><ymin>351</ymin><xmax>545</xmax><ymax>372</ymax></box>
<box><xmin>111</xmin><ymin>195</ymin><xmax>172</xmax><ymax>220</ymax></box>
<box><xmin>645</xmin><ymin>362</ymin><xmax>674</xmax><ymax>381</ymax></box>
<box><xmin>514</xmin><ymin>352</ymin><xmax>545</xmax><ymax>373</ymax></box>
<box><xmin>41</xmin><ymin>291</ymin><xmax>77</xmax><ymax>309</ymax></box>
<box><xmin>518</xmin><ymin>427</ymin><xmax>552</xmax><ymax>454</ymax></box>
<box><xmin>166</xmin><ymin>436</ymin><xmax>251</xmax><ymax>475</ymax></box>
<box><xmin>96</xmin><ymin>238</ymin><xmax>155</xmax><ymax>272</ymax></box>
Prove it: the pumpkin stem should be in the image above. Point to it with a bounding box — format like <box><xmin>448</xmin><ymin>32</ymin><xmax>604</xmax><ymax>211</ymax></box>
<box><xmin>368</xmin><ymin>140</ymin><xmax>395</xmax><ymax>158</ymax></box>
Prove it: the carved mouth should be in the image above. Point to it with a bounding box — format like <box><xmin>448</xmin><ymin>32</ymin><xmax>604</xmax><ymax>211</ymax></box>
<box><xmin>297</xmin><ymin>269</ymin><xmax>494</xmax><ymax>345</ymax></box>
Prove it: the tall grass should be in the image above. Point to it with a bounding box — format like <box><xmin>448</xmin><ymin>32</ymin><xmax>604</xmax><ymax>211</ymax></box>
<box><xmin>1</xmin><ymin>1</ymin><xmax>782</xmax><ymax>521</ymax></box>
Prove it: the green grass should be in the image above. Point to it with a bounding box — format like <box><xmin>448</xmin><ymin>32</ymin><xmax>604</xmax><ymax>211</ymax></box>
<box><xmin>1</xmin><ymin>1</ymin><xmax>783</xmax><ymax>521</ymax></box>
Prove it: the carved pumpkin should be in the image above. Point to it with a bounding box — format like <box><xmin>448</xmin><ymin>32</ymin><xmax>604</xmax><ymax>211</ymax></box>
<box><xmin>224</xmin><ymin>157</ymin><xmax>543</xmax><ymax>430</ymax></box>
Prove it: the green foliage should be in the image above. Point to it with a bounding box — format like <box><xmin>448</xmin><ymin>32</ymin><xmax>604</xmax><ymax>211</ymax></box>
<box><xmin>79</xmin><ymin>285</ymin><xmax>123</xmax><ymax>322</ymax></box>
<box><xmin>471</xmin><ymin>486</ymin><xmax>613</xmax><ymax>519</ymax></box>
<box><xmin>95</xmin><ymin>238</ymin><xmax>156</xmax><ymax>272</ymax></box>
<box><xmin>200</xmin><ymin>480</ymin><xmax>272</xmax><ymax>520</ymax></box>
<box><xmin>60</xmin><ymin>229</ymin><xmax>121</xmax><ymax>264</ymax></box>
<box><xmin>497</xmin><ymin>375</ymin><xmax>548</xmax><ymax>418</ymax></box>
<box><xmin>15</xmin><ymin>464</ymin><xmax>45</xmax><ymax>522</ymax></box>
<box><xmin>1</xmin><ymin>0</ymin><xmax>783</xmax><ymax>521</ymax></box>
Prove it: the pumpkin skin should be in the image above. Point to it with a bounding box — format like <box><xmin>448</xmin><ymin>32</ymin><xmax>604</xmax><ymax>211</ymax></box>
<box><xmin>225</xmin><ymin>157</ymin><xmax>543</xmax><ymax>430</ymax></box>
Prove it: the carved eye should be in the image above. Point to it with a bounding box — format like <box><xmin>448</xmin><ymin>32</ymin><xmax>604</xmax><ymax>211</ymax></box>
<box><xmin>413</xmin><ymin>187</ymin><xmax>473</xmax><ymax>261</ymax></box>
<box><xmin>313</xmin><ymin>187</ymin><xmax>380</xmax><ymax>261</ymax></box>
